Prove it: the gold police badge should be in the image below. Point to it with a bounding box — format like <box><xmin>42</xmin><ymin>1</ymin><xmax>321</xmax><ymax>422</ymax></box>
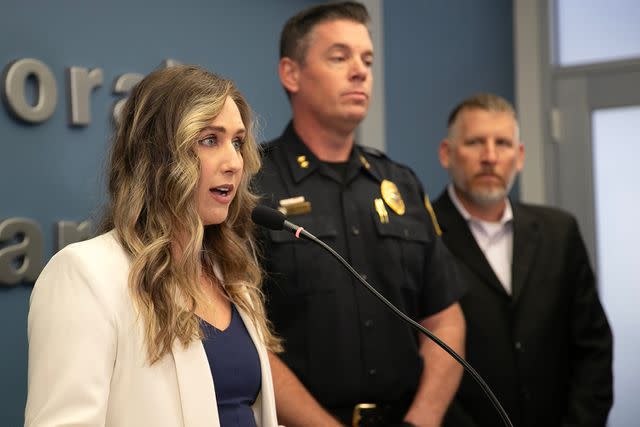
<box><xmin>380</xmin><ymin>179</ymin><xmax>405</xmax><ymax>215</ymax></box>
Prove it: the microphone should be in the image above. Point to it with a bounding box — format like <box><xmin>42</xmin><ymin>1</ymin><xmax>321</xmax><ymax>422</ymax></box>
<box><xmin>251</xmin><ymin>204</ymin><xmax>310</xmax><ymax>237</ymax></box>
<box><xmin>252</xmin><ymin>205</ymin><xmax>513</xmax><ymax>427</ymax></box>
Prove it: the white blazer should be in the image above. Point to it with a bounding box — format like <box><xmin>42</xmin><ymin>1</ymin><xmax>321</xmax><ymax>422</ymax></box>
<box><xmin>25</xmin><ymin>231</ymin><xmax>279</xmax><ymax>427</ymax></box>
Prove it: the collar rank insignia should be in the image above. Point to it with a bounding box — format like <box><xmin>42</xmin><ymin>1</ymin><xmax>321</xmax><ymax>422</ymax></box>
<box><xmin>296</xmin><ymin>155</ymin><xmax>309</xmax><ymax>169</ymax></box>
<box><xmin>359</xmin><ymin>154</ymin><xmax>371</xmax><ymax>170</ymax></box>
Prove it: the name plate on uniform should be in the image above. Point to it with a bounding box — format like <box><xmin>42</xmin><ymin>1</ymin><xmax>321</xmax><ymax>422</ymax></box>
<box><xmin>278</xmin><ymin>196</ymin><xmax>311</xmax><ymax>216</ymax></box>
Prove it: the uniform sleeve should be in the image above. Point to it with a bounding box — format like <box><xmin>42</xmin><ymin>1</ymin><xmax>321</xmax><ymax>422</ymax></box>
<box><xmin>419</xmin><ymin>234</ymin><xmax>467</xmax><ymax>318</ymax></box>
<box><xmin>410</xmin><ymin>171</ymin><xmax>467</xmax><ymax>318</ymax></box>
<box><xmin>562</xmin><ymin>218</ymin><xmax>613</xmax><ymax>426</ymax></box>
<box><xmin>25</xmin><ymin>248</ymin><xmax>117</xmax><ymax>427</ymax></box>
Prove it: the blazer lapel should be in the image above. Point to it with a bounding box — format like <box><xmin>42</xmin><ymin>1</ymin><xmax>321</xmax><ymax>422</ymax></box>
<box><xmin>434</xmin><ymin>191</ymin><xmax>509</xmax><ymax>298</ymax></box>
<box><xmin>171</xmin><ymin>338</ymin><xmax>219</xmax><ymax>427</ymax></box>
<box><xmin>237</xmin><ymin>307</ymin><xmax>279</xmax><ymax>427</ymax></box>
<box><xmin>510</xmin><ymin>204</ymin><xmax>541</xmax><ymax>304</ymax></box>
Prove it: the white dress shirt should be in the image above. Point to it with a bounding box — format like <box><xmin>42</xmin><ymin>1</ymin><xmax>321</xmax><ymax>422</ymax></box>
<box><xmin>448</xmin><ymin>184</ymin><xmax>514</xmax><ymax>295</ymax></box>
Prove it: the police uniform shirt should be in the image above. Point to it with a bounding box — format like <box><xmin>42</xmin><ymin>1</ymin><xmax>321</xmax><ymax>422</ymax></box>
<box><xmin>254</xmin><ymin>123</ymin><xmax>465</xmax><ymax>409</ymax></box>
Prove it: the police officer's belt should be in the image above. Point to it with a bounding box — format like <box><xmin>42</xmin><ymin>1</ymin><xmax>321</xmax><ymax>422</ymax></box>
<box><xmin>330</xmin><ymin>398</ymin><xmax>413</xmax><ymax>427</ymax></box>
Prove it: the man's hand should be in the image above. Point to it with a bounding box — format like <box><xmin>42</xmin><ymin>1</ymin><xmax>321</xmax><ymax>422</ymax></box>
<box><xmin>403</xmin><ymin>303</ymin><xmax>466</xmax><ymax>427</ymax></box>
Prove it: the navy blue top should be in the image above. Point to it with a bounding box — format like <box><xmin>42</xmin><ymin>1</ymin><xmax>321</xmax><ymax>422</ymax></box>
<box><xmin>201</xmin><ymin>304</ymin><xmax>261</xmax><ymax>427</ymax></box>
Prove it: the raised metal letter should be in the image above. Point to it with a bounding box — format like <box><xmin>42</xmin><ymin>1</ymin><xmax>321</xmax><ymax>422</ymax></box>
<box><xmin>57</xmin><ymin>220</ymin><xmax>93</xmax><ymax>251</ymax></box>
<box><xmin>112</xmin><ymin>72</ymin><xmax>143</xmax><ymax>123</ymax></box>
<box><xmin>2</xmin><ymin>58</ymin><xmax>57</xmax><ymax>123</ymax></box>
<box><xmin>160</xmin><ymin>59</ymin><xmax>182</xmax><ymax>68</ymax></box>
<box><xmin>0</xmin><ymin>218</ymin><xmax>44</xmax><ymax>286</ymax></box>
<box><xmin>67</xmin><ymin>66</ymin><xmax>104</xmax><ymax>126</ymax></box>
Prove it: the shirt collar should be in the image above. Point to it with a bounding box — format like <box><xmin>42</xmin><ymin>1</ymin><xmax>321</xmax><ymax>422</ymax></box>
<box><xmin>279</xmin><ymin>122</ymin><xmax>320</xmax><ymax>183</ymax></box>
<box><xmin>280</xmin><ymin>122</ymin><xmax>369</xmax><ymax>184</ymax></box>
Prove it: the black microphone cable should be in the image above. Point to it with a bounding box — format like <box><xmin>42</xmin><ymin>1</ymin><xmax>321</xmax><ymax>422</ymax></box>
<box><xmin>252</xmin><ymin>205</ymin><xmax>514</xmax><ymax>427</ymax></box>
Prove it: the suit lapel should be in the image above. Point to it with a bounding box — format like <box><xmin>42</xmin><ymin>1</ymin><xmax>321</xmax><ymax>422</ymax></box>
<box><xmin>510</xmin><ymin>204</ymin><xmax>541</xmax><ymax>304</ymax></box>
<box><xmin>434</xmin><ymin>191</ymin><xmax>508</xmax><ymax>298</ymax></box>
<box><xmin>171</xmin><ymin>338</ymin><xmax>219</xmax><ymax>427</ymax></box>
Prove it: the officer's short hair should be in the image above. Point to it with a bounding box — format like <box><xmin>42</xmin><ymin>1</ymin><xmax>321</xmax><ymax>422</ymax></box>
<box><xmin>447</xmin><ymin>93</ymin><xmax>517</xmax><ymax>129</ymax></box>
<box><xmin>280</xmin><ymin>1</ymin><xmax>370</xmax><ymax>64</ymax></box>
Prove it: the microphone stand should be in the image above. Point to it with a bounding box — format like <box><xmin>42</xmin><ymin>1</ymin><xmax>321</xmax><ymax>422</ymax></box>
<box><xmin>282</xmin><ymin>220</ymin><xmax>514</xmax><ymax>427</ymax></box>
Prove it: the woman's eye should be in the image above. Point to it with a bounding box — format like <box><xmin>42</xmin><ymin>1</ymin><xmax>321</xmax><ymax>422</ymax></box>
<box><xmin>199</xmin><ymin>135</ymin><xmax>217</xmax><ymax>147</ymax></box>
<box><xmin>232</xmin><ymin>138</ymin><xmax>245</xmax><ymax>151</ymax></box>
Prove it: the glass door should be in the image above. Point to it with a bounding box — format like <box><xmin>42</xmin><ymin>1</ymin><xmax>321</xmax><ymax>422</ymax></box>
<box><xmin>552</xmin><ymin>30</ymin><xmax>640</xmax><ymax>427</ymax></box>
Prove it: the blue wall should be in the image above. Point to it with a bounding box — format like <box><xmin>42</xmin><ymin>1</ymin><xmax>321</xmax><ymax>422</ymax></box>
<box><xmin>384</xmin><ymin>0</ymin><xmax>514</xmax><ymax>199</ymax></box>
<box><xmin>0</xmin><ymin>2</ymin><xmax>318</xmax><ymax>425</ymax></box>
<box><xmin>0</xmin><ymin>1</ymin><xmax>514</xmax><ymax>425</ymax></box>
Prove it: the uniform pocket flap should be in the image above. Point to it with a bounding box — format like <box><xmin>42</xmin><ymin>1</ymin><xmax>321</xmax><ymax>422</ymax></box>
<box><xmin>372</xmin><ymin>214</ymin><xmax>431</xmax><ymax>243</ymax></box>
<box><xmin>268</xmin><ymin>215</ymin><xmax>338</xmax><ymax>243</ymax></box>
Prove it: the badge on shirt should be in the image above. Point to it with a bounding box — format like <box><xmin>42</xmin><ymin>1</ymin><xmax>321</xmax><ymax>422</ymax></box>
<box><xmin>380</xmin><ymin>179</ymin><xmax>405</xmax><ymax>216</ymax></box>
<box><xmin>278</xmin><ymin>196</ymin><xmax>311</xmax><ymax>216</ymax></box>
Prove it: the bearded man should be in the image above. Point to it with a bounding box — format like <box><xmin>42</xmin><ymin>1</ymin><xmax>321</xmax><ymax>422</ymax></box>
<box><xmin>434</xmin><ymin>93</ymin><xmax>613</xmax><ymax>427</ymax></box>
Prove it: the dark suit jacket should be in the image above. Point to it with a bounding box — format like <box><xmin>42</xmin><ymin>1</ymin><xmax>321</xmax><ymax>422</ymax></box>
<box><xmin>434</xmin><ymin>190</ymin><xmax>613</xmax><ymax>427</ymax></box>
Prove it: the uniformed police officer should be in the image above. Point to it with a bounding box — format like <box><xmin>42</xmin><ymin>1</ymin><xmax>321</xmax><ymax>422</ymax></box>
<box><xmin>253</xmin><ymin>3</ymin><xmax>467</xmax><ymax>427</ymax></box>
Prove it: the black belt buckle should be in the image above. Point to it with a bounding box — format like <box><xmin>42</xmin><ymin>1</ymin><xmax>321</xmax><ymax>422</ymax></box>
<box><xmin>352</xmin><ymin>403</ymin><xmax>380</xmax><ymax>427</ymax></box>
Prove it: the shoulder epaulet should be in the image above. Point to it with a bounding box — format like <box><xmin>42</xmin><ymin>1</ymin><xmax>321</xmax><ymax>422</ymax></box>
<box><xmin>358</xmin><ymin>145</ymin><xmax>386</xmax><ymax>158</ymax></box>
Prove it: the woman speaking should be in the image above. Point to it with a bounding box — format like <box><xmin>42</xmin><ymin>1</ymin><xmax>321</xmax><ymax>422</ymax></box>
<box><xmin>25</xmin><ymin>65</ymin><xmax>281</xmax><ymax>427</ymax></box>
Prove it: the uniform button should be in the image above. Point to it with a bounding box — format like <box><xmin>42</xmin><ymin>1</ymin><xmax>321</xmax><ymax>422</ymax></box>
<box><xmin>361</xmin><ymin>274</ymin><xmax>368</xmax><ymax>281</ymax></box>
<box><xmin>403</xmin><ymin>228</ymin><xmax>409</xmax><ymax>237</ymax></box>
<box><xmin>514</xmin><ymin>341</ymin><xmax>523</xmax><ymax>351</ymax></box>
<box><xmin>520</xmin><ymin>388</ymin><xmax>530</xmax><ymax>401</ymax></box>
<box><xmin>364</xmin><ymin>319</ymin><xmax>374</xmax><ymax>328</ymax></box>
<box><xmin>352</xmin><ymin>226</ymin><xmax>360</xmax><ymax>236</ymax></box>
<box><xmin>368</xmin><ymin>368</ymin><xmax>377</xmax><ymax>376</ymax></box>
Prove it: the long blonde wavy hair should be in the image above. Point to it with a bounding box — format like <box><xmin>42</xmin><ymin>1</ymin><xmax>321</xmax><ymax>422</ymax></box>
<box><xmin>100</xmin><ymin>65</ymin><xmax>281</xmax><ymax>363</ymax></box>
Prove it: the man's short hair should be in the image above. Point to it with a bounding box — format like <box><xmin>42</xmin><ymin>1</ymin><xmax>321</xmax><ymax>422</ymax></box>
<box><xmin>279</xmin><ymin>1</ymin><xmax>370</xmax><ymax>64</ymax></box>
<box><xmin>447</xmin><ymin>93</ymin><xmax>517</xmax><ymax>129</ymax></box>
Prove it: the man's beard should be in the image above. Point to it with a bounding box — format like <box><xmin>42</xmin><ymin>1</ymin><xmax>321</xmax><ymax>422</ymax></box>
<box><xmin>450</xmin><ymin>166</ymin><xmax>518</xmax><ymax>207</ymax></box>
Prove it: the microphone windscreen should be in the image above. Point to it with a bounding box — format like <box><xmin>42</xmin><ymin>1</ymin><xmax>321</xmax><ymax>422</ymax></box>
<box><xmin>251</xmin><ymin>205</ymin><xmax>286</xmax><ymax>230</ymax></box>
